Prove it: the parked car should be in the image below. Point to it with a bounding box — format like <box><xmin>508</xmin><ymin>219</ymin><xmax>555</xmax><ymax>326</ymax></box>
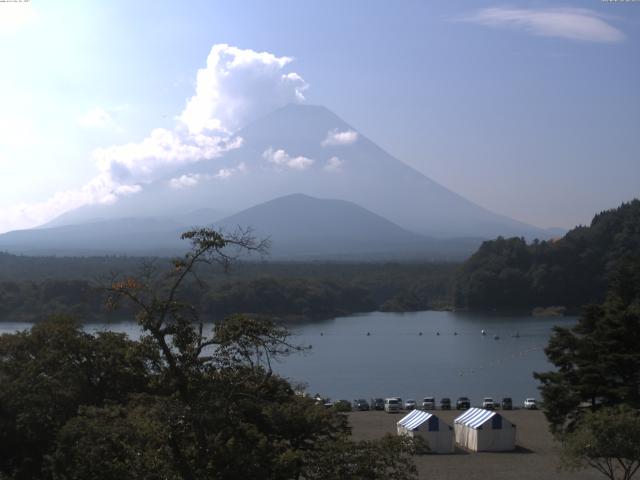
<box><xmin>422</xmin><ymin>396</ymin><xmax>436</xmax><ymax>410</ymax></box>
<box><xmin>352</xmin><ymin>399</ymin><xmax>370</xmax><ymax>411</ymax></box>
<box><xmin>482</xmin><ymin>397</ymin><xmax>495</xmax><ymax>410</ymax></box>
<box><xmin>501</xmin><ymin>397</ymin><xmax>513</xmax><ymax>410</ymax></box>
<box><xmin>524</xmin><ymin>398</ymin><xmax>537</xmax><ymax>410</ymax></box>
<box><xmin>456</xmin><ymin>397</ymin><xmax>471</xmax><ymax>410</ymax></box>
<box><xmin>405</xmin><ymin>399</ymin><xmax>417</xmax><ymax>410</ymax></box>
<box><xmin>440</xmin><ymin>397</ymin><xmax>452</xmax><ymax>410</ymax></box>
<box><xmin>384</xmin><ymin>398</ymin><xmax>401</xmax><ymax>413</ymax></box>
<box><xmin>371</xmin><ymin>398</ymin><xmax>385</xmax><ymax>411</ymax></box>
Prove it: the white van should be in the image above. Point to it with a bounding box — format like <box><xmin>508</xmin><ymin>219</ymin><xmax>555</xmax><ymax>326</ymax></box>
<box><xmin>384</xmin><ymin>397</ymin><xmax>401</xmax><ymax>413</ymax></box>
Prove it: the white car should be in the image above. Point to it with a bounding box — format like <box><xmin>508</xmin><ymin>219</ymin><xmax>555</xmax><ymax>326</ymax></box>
<box><xmin>404</xmin><ymin>399</ymin><xmax>417</xmax><ymax>410</ymax></box>
<box><xmin>524</xmin><ymin>398</ymin><xmax>537</xmax><ymax>409</ymax></box>
<box><xmin>482</xmin><ymin>397</ymin><xmax>495</xmax><ymax>410</ymax></box>
<box><xmin>384</xmin><ymin>398</ymin><xmax>401</xmax><ymax>413</ymax></box>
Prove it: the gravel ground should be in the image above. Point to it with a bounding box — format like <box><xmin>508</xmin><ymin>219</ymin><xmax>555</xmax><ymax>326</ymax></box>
<box><xmin>347</xmin><ymin>409</ymin><xmax>602</xmax><ymax>480</ymax></box>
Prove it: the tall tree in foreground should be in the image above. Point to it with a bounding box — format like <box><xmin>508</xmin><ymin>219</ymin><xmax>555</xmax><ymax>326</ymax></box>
<box><xmin>97</xmin><ymin>227</ymin><xmax>348</xmax><ymax>479</ymax></box>
<box><xmin>534</xmin><ymin>256</ymin><xmax>640</xmax><ymax>435</ymax></box>
<box><xmin>535</xmin><ymin>256</ymin><xmax>640</xmax><ymax>479</ymax></box>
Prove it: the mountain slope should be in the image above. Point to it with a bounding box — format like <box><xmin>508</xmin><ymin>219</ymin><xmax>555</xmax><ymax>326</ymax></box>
<box><xmin>45</xmin><ymin>104</ymin><xmax>549</xmax><ymax>241</ymax></box>
<box><xmin>0</xmin><ymin>217</ymin><xmax>187</xmax><ymax>255</ymax></box>
<box><xmin>215</xmin><ymin>193</ymin><xmax>425</xmax><ymax>257</ymax></box>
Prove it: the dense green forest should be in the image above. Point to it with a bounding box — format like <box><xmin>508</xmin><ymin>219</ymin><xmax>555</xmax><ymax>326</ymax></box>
<box><xmin>0</xmin><ymin>256</ymin><xmax>456</xmax><ymax>322</ymax></box>
<box><xmin>453</xmin><ymin>200</ymin><xmax>640</xmax><ymax>310</ymax></box>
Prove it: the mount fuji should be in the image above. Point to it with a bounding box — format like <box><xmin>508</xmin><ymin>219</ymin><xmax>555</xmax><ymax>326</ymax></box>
<box><xmin>0</xmin><ymin>104</ymin><xmax>550</xmax><ymax>257</ymax></box>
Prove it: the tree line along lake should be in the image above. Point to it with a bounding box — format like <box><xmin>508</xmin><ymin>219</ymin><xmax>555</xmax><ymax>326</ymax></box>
<box><xmin>0</xmin><ymin>310</ymin><xmax>575</xmax><ymax>403</ymax></box>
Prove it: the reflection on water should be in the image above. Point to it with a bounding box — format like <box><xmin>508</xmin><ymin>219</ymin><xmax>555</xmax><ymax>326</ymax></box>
<box><xmin>0</xmin><ymin>311</ymin><xmax>575</xmax><ymax>404</ymax></box>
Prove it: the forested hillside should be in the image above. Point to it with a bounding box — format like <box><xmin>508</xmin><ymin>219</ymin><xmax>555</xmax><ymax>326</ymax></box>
<box><xmin>453</xmin><ymin>200</ymin><xmax>640</xmax><ymax>310</ymax></box>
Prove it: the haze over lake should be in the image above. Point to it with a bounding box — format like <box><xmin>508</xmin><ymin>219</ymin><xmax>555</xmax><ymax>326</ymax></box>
<box><xmin>1</xmin><ymin>311</ymin><xmax>575</xmax><ymax>403</ymax></box>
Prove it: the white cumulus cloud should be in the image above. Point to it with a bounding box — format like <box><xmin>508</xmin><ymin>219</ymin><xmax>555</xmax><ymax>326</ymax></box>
<box><xmin>168</xmin><ymin>174</ymin><xmax>202</xmax><ymax>189</ymax></box>
<box><xmin>215</xmin><ymin>161</ymin><xmax>247</xmax><ymax>179</ymax></box>
<box><xmin>321</xmin><ymin>129</ymin><xmax>359</xmax><ymax>147</ymax></box>
<box><xmin>263</xmin><ymin>147</ymin><xmax>314</xmax><ymax>170</ymax></box>
<box><xmin>168</xmin><ymin>162</ymin><xmax>247</xmax><ymax>189</ymax></box>
<box><xmin>92</xmin><ymin>128</ymin><xmax>242</xmax><ymax>185</ymax></box>
<box><xmin>179</xmin><ymin>44</ymin><xmax>308</xmax><ymax>134</ymax></box>
<box><xmin>323</xmin><ymin>156</ymin><xmax>344</xmax><ymax>173</ymax></box>
<box><xmin>459</xmin><ymin>7</ymin><xmax>624</xmax><ymax>43</ymax></box>
<box><xmin>1</xmin><ymin>43</ymin><xmax>306</xmax><ymax>233</ymax></box>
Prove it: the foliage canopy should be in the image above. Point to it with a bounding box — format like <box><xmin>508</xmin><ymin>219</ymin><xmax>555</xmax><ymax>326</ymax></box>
<box><xmin>454</xmin><ymin>200</ymin><xmax>640</xmax><ymax>310</ymax></box>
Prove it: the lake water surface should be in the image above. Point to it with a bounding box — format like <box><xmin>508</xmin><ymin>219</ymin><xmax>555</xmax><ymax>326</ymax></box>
<box><xmin>0</xmin><ymin>311</ymin><xmax>576</xmax><ymax>406</ymax></box>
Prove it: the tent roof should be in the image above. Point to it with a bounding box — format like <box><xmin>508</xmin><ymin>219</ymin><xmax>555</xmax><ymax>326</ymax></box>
<box><xmin>454</xmin><ymin>408</ymin><xmax>499</xmax><ymax>429</ymax></box>
<box><xmin>397</xmin><ymin>410</ymin><xmax>433</xmax><ymax>431</ymax></box>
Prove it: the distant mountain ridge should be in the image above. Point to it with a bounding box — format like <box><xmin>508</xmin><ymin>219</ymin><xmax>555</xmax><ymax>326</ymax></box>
<box><xmin>0</xmin><ymin>194</ymin><xmax>482</xmax><ymax>259</ymax></box>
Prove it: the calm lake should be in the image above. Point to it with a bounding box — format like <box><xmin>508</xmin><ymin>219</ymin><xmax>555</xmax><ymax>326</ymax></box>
<box><xmin>0</xmin><ymin>311</ymin><xmax>576</xmax><ymax>405</ymax></box>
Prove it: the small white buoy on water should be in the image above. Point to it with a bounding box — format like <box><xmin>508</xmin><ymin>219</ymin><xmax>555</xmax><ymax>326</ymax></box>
<box><xmin>481</xmin><ymin>329</ymin><xmax>487</xmax><ymax>336</ymax></box>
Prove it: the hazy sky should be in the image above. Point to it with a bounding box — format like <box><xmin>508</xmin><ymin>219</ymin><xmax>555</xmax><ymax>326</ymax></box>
<box><xmin>1</xmin><ymin>0</ymin><xmax>639</xmax><ymax>233</ymax></box>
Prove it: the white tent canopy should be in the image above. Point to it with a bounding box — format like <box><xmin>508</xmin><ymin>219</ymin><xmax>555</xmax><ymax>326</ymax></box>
<box><xmin>397</xmin><ymin>410</ymin><xmax>454</xmax><ymax>454</ymax></box>
<box><xmin>454</xmin><ymin>408</ymin><xmax>516</xmax><ymax>452</ymax></box>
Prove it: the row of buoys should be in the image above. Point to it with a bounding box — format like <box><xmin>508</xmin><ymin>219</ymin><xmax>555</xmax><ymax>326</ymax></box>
<box><xmin>317</xmin><ymin>330</ymin><xmax>521</xmax><ymax>337</ymax></box>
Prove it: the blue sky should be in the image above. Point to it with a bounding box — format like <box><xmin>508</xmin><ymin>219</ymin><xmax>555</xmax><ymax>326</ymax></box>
<box><xmin>1</xmin><ymin>0</ymin><xmax>638</xmax><ymax>232</ymax></box>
